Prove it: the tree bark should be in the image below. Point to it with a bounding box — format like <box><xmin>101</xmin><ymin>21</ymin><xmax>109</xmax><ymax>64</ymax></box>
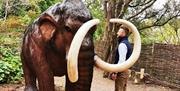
<box><xmin>102</xmin><ymin>0</ymin><xmax>132</xmax><ymax>64</ymax></box>
<box><xmin>101</xmin><ymin>0</ymin><xmax>132</xmax><ymax>91</ymax></box>
<box><xmin>101</xmin><ymin>0</ymin><xmax>115</xmax><ymax>62</ymax></box>
<box><xmin>4</xmin><ymin>0</ymin><xmax>9</xmax><ymax>20</ymax></box>
<box><xmin>102</xmin><ymin>0</ymin><xmax>132</xmax><ymax>76</ymax></box>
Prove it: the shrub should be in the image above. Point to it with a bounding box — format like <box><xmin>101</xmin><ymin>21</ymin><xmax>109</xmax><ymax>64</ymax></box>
<box><xmin>0</xmin><ymin>46</ymin><xmax>22</xmax><ymax>83</ymax></box>
<box><xmin>38</xmin><ymin>0</ymin><xmax>63</xmax><ymax>12</ymax></box>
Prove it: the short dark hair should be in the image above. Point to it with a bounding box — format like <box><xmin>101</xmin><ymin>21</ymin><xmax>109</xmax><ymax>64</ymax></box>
<box><xmin>120</xmin><ymin>26</ymin><xmax>129</xmax><ymax>35</ymax></box>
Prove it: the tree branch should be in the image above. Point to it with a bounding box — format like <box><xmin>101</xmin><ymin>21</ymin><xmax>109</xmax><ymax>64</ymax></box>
<box><xmin>153</xmin><ymin>9</ymin><xmax>168</xmax><ymax>24</ymax></box>
<box><xmin>4</xmin><ymin>0</ymin><xmax>9</xmax><ymax>20</ymax></box>
<box><xmin>117</xmin><ymin>0</ymin><xmax>132</xmax><ymax>18</ymax></box>
<box><xmin>127</xmin><ymin>0</ymin><xmax>156</xmax><ymax>20</ymax></box>
<box><xmin>103</xmin><ymin>0</ymin><xmax>108</xmax><ymax>18</ymax></box>
<box><xmin>129</xmin><ymin>0</ymin><xmax>152</xmax><ymax>7</ymax></box>
<box><xmin>85</xmin><ymin>0</ymin><xmax>96</xmax><ymax>8</ymax></box>
<box><xmin>139</xmin><ymin>14</ymin><xmax>180</xmax><ymax>30</ymax></box>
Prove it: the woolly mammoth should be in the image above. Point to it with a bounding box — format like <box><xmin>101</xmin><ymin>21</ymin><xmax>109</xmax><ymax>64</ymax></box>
<box><xmin>21</xmin><ymin>0</ymin><xmax>141</xmax><ymax>91</ymax></box>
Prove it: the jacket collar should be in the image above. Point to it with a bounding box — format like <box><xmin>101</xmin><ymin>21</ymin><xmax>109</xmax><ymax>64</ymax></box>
<box><xmin>118</xmin><ymin>36</ymin><xmax>128</xmax><ymax>43</ymax></box>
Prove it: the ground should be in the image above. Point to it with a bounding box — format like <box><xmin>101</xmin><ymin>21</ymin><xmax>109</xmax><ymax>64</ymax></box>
<box><xmin>0</xmin><ymin>67</ymin><xmax>178</xmax><ymax>91</ymax></box>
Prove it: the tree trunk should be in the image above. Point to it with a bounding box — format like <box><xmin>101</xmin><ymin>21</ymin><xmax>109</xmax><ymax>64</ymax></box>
<box><xmin>101</xmin><ymin>0</ymin><xmax>115</xmax><ymax>62</ymax></box>
<box><xmin>4</xmin><ymin>0</ymin><xmax>9</xmax><ymax>20</ymax></box>
<box><xmin>101</xmin><ymin>0</ymin><xmax>132</xmax><ymax>91</ymax></box>
<box><xmin>102</xmin><ymin>0</ymin><xmax>132</xmax><ymax>64</ymax></box>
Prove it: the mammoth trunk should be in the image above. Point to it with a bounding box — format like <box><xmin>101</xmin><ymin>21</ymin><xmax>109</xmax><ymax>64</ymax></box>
<box><xmin>66</xmin><ymin>58</ymin><xmax>94</xmax><ymax>91</ymax></box>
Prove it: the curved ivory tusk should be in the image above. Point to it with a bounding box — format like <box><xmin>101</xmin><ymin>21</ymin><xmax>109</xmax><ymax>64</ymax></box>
<box><xmin>67</xmin><ymin>19</ymin><xmax>100</xmax><ymax>83</ymax></box>
<box><xmin>94</xmin><ymin>19</ymin><xmax>141</xmax><ymax>72</ymax></box>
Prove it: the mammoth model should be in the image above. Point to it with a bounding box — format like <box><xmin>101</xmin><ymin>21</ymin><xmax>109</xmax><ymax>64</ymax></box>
<box><xmin>21</xmin><ymin>0</ymin><xmax>141</xmax><ymax>91</ymax></box>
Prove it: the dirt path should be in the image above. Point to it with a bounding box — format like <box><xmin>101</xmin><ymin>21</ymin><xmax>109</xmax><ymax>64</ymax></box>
<box><xmin>91</xmin><ymin>68</ymin><xmax>178</xmax><ymax>91</ymax></box>
<box><xmin>0</xmin><ymin>67</ymin><xmax>178</xmax><ymax>91</ymax></box>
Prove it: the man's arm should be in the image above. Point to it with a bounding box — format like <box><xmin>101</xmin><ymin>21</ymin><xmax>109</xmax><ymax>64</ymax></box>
<box><xmin>118</xmin><ymin>43</ymin><xmax>127</xmax><ymax>64</ymax></box>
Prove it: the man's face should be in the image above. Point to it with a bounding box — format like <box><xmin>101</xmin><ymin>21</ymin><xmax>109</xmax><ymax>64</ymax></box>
<box><xmin>117</xmin><ymin>28</ymin><xmax>126</xmax><ymax>37</ymax></box>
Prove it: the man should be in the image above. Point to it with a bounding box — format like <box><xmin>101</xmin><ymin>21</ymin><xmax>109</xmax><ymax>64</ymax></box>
<box><xmin>112</xmin><ymin>26</ymin><xmax>132</xmax><ymax>91</ymax></box>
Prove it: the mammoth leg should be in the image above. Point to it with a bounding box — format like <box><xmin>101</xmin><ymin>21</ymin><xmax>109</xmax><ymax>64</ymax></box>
<box><xmin>27</xmin><ymin>38</ymin><xmax>55</xmax><ymax>91</ymax></box>
<box><xmin>21</xmin><ymin>56</ymin><xmax>38</xmax><ymax>91</ymax></box>
<box><xmin>35</xmin><ymin>63</ymin><xmax>54</xmax><ymax>91</ymax></box>
<box><xmin>65</xmin><ymin>59</ymin><xmax>94</xmax><ymax>91</ymax></box>
<box><xmin>31</xmin><ymin>50</ymin><xmax>54</xmax><ymax>91</ymax></box>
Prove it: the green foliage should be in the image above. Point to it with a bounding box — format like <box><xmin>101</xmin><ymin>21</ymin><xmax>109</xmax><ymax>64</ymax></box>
<box><xmin>38</xmin><ymin>0</ymin><xmax>62</xmax><ymax>12</ymax></box>
<box><xmin>0</xmin><ymin>19</ymin><xmax>23</xmax><ymax>83</ymax></box>
<box><xmin>0</xmin><ymin>0</ymin><xmax>28</xmax><ymax>18</ymax></box>
<box><xmin>139</xmin><ymin>28</ymin><xmax>155</xmax><ymax>44</ymax></box>
<box><xmin>139</xmin><ymin>22</ymin><xmax>180</xmax><ymax>44</ymax></box>
<box><xmin>154</xmin><ymin>24</ymin><xmax>180</xmax><ymax>44</ymax></box>
<box><xmin>8</xmin><ymin>0</ymin><xmax>27</xmax><ymax>16</ymax></box>
<box><xmin>20</xmin><ymin>14</ymin><xmax>32</xmax><ymax>25</ymax></box>
<box><xmin>136</xmin><ymin>17</ymin><xmax>180</xmax><ymax>45</ymax></box>
<box><xmin>24</xmin><ymin>0</ymin><xmax>62</xmax><ymax>23</ymax></box>
<box><xmin>0</xmin><ymin>0</ymin><xmax>4</xmax><ymax>18</ymax></box>
<box><xmin>0</xmin><ymin>46</ymin><xmax>22</xmax><ymax>83</ymax></box>
<box><xmin>85</xmin><ymin>0</ymin><xmax>105</xmax><ymax>40</ymax></box>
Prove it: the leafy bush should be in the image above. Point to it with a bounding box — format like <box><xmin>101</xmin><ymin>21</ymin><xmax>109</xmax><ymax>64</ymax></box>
<box><xmin>38</xmin><ymin>0</ymin><xmax>61</xmax><ymax>12</ymax></box>
<box><xmin>86</xmin><ymin>0</ymin><xmax>105</xmax><ymax>40</ymax></box>
<box><xmin>0</xmin><ymin>46</ymin><xmax>22</xmax><ymax>83</ymax></box>
<box><xmin>0</xmin><ymin>0</ymin><xmax>28</xmax><ymax>18</ymax></box>
<box><xmin>0</xmin><ymin>0</ymin><xmax>4</xmax><ymax>18</ymax></box>
<box><xmin>0</xmin><ymin>26</ymin><xmax>23</xmax><ymax>84</ymax></box>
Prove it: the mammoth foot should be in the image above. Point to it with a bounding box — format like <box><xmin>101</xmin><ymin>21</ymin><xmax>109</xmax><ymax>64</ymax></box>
<box><xmin>24</xmin><ymin>85</ymin><xmax>38</xmax><ymax>91</ymax></box>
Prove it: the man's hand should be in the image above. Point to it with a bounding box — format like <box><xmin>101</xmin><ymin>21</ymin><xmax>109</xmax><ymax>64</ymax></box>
<box><xmin>111</xmin><ymin>73</ymin><xmax>117</xmax><ymax>80</ymax></box>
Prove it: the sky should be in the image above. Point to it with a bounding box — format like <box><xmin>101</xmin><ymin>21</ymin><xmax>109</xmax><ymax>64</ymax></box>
<box><xmin>153</xmin><ymin>0</ymin><xmax>167</xmax><ymax>9</ymax></box>
<box><xmin>153</xmin><ymin>0</ymin><xmax>180</xmax><ymax>9</ymax></box>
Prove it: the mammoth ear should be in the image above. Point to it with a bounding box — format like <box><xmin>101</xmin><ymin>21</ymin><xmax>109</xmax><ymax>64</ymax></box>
<box><xmin>38</xmin><ymin>13</ymin><xmax>57</xmax><ymax>41</ymax></box>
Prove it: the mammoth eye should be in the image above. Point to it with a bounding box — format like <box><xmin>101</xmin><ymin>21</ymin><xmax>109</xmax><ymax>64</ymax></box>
<box><xmin>65</xmin><ymin>26</ymin><xmax>71</xmax><ymax>32</ymax></box>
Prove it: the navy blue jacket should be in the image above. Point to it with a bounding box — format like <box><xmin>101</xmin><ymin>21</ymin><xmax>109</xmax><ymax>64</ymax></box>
<box><xmin>114</xmin><ymin>36</ymin><xmax>132</xmax><ymax>64</ymax></box>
